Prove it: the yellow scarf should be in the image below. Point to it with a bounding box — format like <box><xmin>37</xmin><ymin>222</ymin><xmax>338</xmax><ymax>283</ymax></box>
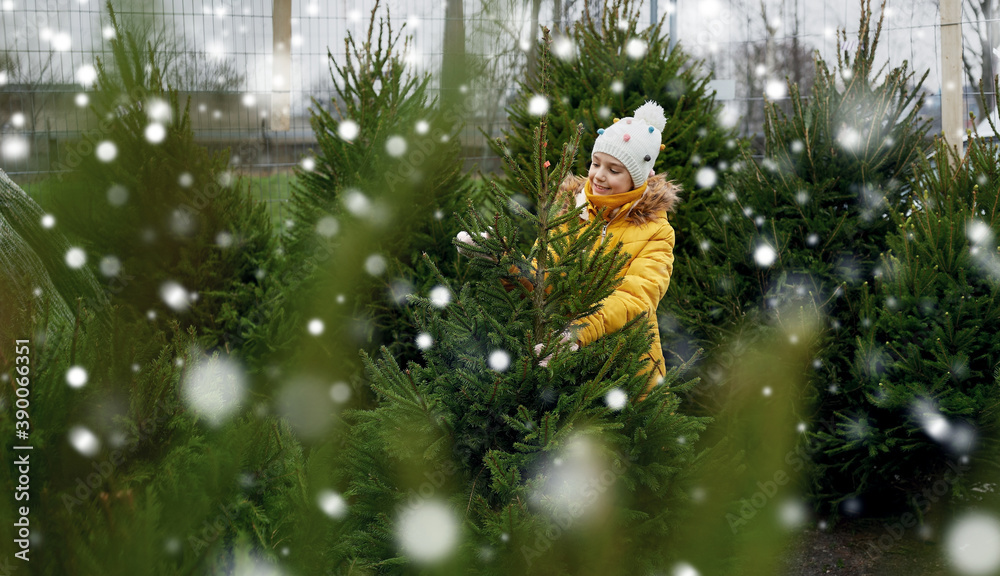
<box><xmin>585</xmin><ymin>180</ymin><xmax>647</xmax><ymax>215</ymax></box>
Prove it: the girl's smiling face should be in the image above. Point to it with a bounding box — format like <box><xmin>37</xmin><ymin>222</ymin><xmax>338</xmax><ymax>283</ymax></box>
<box><xmin>588</xmin><ymin>152</ymin><xmax>634</xmax><ymax>195</ymax></box>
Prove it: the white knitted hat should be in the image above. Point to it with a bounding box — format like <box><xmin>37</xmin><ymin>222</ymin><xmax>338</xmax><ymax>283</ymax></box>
<box><xmin>592</xmin><ymin>100</ymin><xmax>666</xmax><ymax>189</ymax></box>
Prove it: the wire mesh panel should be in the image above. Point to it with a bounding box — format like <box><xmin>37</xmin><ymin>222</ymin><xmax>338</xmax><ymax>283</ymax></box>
<box><xmin>0</xmin><ymin>0</ymin><xmax>988</xmax><ymax>216</ymax></box>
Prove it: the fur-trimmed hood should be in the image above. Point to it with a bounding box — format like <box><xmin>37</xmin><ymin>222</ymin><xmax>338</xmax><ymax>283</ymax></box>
<box><xmin>558</xmin><ymin>173</ymin><xmax>681</xmax><ymax>226</ymax></box>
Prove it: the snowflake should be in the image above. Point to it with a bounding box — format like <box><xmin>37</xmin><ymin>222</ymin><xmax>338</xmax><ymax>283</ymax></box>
<box><xmin>68</xmin><ymin>426</ymin><xmax>101</xmax><ymax>456</ymax></box>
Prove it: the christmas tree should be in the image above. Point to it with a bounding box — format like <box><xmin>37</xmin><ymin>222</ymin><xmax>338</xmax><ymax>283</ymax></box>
<box><xmin>810</xmin><ymin>130</ymin><xmax>1000</xmax><ymax>512</ymax></box>
<box><xmin>282</xmin><ymin>0</ymin><xmax>472</xmax><ymax>377</ymax></box>
<box><xmin>328</xmin><ymin>111</ymin><xmax>707</xmax><ymax>573</ymax></box>
<box><xmin>662</xmin><ymin>0</ymin><xmax>1000</xmax><ymax>519</ymax></box>
<box><xmin>0</xmin><ymin>174</ymin><xmax>312</xmax><ymax>574</ymax></box>
<box><xmin>39</xmin><ymin>3</ymin><xmax>280</xmax><ymax>358</ymax></box>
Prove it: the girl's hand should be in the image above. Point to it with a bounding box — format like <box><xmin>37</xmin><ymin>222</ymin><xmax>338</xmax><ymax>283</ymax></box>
<box><xmin>535</xmin><ymin>330</ymin><xmax>579</xmax><ymax>367</ymax></box>
<box><xmin>456</xmin><ymin>230</ymin><xmax>497</xmax><ymax>262</ymax></box>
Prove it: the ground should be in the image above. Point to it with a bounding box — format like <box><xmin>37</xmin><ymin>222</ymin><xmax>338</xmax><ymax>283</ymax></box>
<box><xmin>781</xmin><ymin>520</ymin><xmax>950</xmax><ymax>576</ymax></box>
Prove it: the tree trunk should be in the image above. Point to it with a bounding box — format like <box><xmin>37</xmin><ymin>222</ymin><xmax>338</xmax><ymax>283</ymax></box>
<box><xmin>984</xmin><ymin>0</ymin><xmax>998</xmax><ymax>115</ymax></box>
<box><xmin>526</xmin><ymin>0</ymin><xmax>543</xmax><ymax>82</ymax></box>
<box><xmin>442</xmin><ymin>0</ymin><xmax>467</xmax><ymax>112</ymax></box>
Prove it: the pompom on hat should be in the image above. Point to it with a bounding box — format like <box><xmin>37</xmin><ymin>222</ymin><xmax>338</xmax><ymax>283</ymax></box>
<box><xmin>592</xmin><ymin>100</ymin><xmax>666</xmax><ymax>188</ymax></box>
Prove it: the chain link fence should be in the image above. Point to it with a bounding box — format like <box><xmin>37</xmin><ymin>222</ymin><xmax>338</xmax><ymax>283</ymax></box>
<box><xmin>0</xmin><ymin>0</ymin><xmax>984</xmax><ymax>222</ymax></box>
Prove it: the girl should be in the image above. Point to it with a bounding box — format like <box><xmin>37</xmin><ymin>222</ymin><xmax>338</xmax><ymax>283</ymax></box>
<box><xmin>559</xmin><ymin>100</ymin><xmax>679</xmax><ymax>390</ymax></box>
<box><xmin>460</xmin><ymin>101</ymin><xmax>679</xmax><ymax>391</ymax></box>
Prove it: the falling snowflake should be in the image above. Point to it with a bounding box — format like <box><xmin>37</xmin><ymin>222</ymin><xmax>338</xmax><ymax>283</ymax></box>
<box><xmin>343</xmin><ymin>189</ymin><xmax>372</xmax><ymax>217</ymax></box>
<box><xmin>65</xmin><ymin>247</ymin><xmax>87</xmax><ymax>269</ymax></box>
<box><xmin>68</xmin><ymin>426</ymin><xmax>100</xmax><ymax>456</ymax></box>
<box><xmin>754</xmin><ymin>244</ymin><xmax>777</xmax><ymax>267</ymax></box>
<box><xmin>307</xmin><ymin>318</ymin><xmax>325</xmax><ymax>336</ymax></box>
<box><xmin>695</xmin><ymin>167</ymin><xmax>718</xmax><ymax>188</ymax></box>
<box><xmin>75</xmin><ymin>64</ymin><xmax>97</xmax><ymax>88</ymax></box>
<box><xmin>95</xmin><ymin>141</ymin><xmax>118</xmax><ymax>162</ymax></box>
<box><xmin>841</xmin><ymin>497</ymin><xmax>862</xmax><ymax>516</ymax></box>
<box><xmin>415</xmin><ymin>332</ymin><xmax>433</xmax><ymax>350</ymax></box>
<box><xmin>75</xmin><ymin>93</ymin><xmax>89</xmax><ymax>107</ymax></box>
<box><xmin>610</xmin><ymin>80</ymin><xmax>624</xmax><ymax>94</ymax></box>
<box><xmin>215</xmin><ymin>232</ymin><xmax>234</xmax><ymax>248</ymax></box>
<box><xmin>40</xmin><ymin>214</ymin><xmax>55</xmax><ymax>229</ymax></box>
<box><xmin>364</xmin><ymin>254</ymin><xmax>387</xmax><ymax>276</ymax></box>
<box><xmin>145</xmin><ymin>123</ymin><xmax>166</xmax><ymax>144</ymax></box>
<box><xmin>99</xmin><ymin>256</ymin><xmax>121</xmax><ymax>277</ymax></box>
<box><xmin>329</xmin><ymin>382</ymin><xmax>351</xmax><ymax>404</ymax></box>
<box><xmin>528</xmin><ymin>94</ymin><xmax>549</xmax><ymax>116</ymax></box>
<box><xmin>385</xmin><ymin>135</ymin><xmax>407</xmax><ymax>157</ymax></box>
<box><xmin>762</xmin><ymin>386</ymin><xmax>773</xmax><ymax>397</ymax></box>
<box><xmin>318</xmin><ymin>490</ymin><xmax>348</xmax><ymax>519</ymax></box>
<box><xmin>606</xmin><ymin>388</ymin><xmax>628</xmax><ymax>410</ymax></box>
<box><xmin>338</xmin><ymin>119</ymin><xmax>360</xmax><ymax>141</ymax></box>
<box><xmin>1</xmin><ymin>135</ymin><xmax>28</xmax><ymax>161</ymax></box>
<box><xmin>945</xmin><ymin>513</ymin><xmax>1000</xmax><ymax>574</ymax></box>
<box><xmin>765</xmin><ymin>79</ymin><xmax>787</xmax><ymax>100</ymax></box>
<box><xmin>301</xmin><ymin>156</ymin><xmax>316</xmax><ymax>171</ymax></box>
<box><xmin>429</xmin><ymin>285</ymin><xmax>451</xmax><ymax>308</ymax></box>
<box><xmin>779</xmin><ymin>499</ymin><xmax>808</xmax><ymax>529</ymax></box>
<box><xmin>836</xmin><ymin>127</ymin><xmax>861</xmax><ymax>151</ymax></box>
<box><xmin>160</xmin><ymin>281</ymin><xmax>191</xmax><ymax>311</ymax></box>
<box><xmin>146</xmin><ymin>98</ymin><xmax>171</xmax><ymax>122</ymax></box>
<box><xmin>672</xmin><ymin>562</ymin><xmax>701</xmax><ymax>576</ymax></box>
<box><xmin>488</xmin><ymin>350</ymin><xmax>511</xmax><ymax>372</ymax></box>
<box><xmin>66</xmin><ymin>366</ymin><xmax>88</xmax><ymax>388</ymax></box>
<box><xmin>415</xmin><ymin>120</ymin><xmax>430</xmax><ymax>134</ymax></box>
<box><xmin>967</xmin><ymin>220</ymin><xmax>993</xmax><ymax>245</ymax></box>
<box><xmin>790</xmin><ymin>140</ymin><xmax>804</xmax><ymax>154</ymax></box>
<box><xmin>397</xmin><ymin>500</ymin><xmax>459</xmax><ymax>563</ymax></box>
<box><xmin>315</xmin><ymin>216</ymin><xmax>339</xmax><ymax>238</ymax></box>
<box><xmin>625</xmin><ymin>38</ymin><xmax>647</xmax><ymax>59</ymax></box>
<box><xmin>552</xmin><ymin>36</ymin><xmax>575</xmax><ymax>60</ymax></box>
<box><xmin>181</xmin><ymin>354</ymin><xmax>247</xmax><ymax>427</ymax></box>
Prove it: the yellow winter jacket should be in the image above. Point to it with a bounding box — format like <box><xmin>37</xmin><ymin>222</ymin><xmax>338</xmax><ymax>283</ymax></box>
<box><xmin>564</xmin><ymin>174</ymin><xmax>679</xmax><ymax>391</ymax></box>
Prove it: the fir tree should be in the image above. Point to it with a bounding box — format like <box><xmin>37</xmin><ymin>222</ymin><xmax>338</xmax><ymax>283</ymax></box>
<box><xmin>663</xmin><ymin>0</ymin><xmax>934</xmax><ymax>514</ymax></box>
<box><xmin>809</xmin><ymin>131</ymin><xmax>1000</xmax><ymax>512</ymax></box>
<box><xmin>283</xmin><ymin>1</ymin><xmax>471</xmax><ymax>371</ymax></box>
<box><xmin>40</xmin><ymin>3</ymin><xmax>279</xmax><ymax>358</ymax></box>
<box><xmin>331</xmin><ymin>118</ymin><xmax>706</xmax><ymax>574</ymax></box>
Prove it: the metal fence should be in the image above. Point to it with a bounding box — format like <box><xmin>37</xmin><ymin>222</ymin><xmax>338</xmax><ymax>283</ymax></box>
<box><xmin>0</xmin><ymin>0</ymin><xmax>987</xmax><ymax>222</ymax></box>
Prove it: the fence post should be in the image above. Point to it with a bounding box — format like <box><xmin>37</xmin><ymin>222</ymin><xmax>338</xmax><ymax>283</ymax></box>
<box><xmin>940</xmin><ymin>0</ymin><xmax>963</xmax><ymax>161</ymax></box>
<box><xmin>272</xmin><ymin>0</ymin><xmax>291</xmax><ymax>132</ymax></box>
